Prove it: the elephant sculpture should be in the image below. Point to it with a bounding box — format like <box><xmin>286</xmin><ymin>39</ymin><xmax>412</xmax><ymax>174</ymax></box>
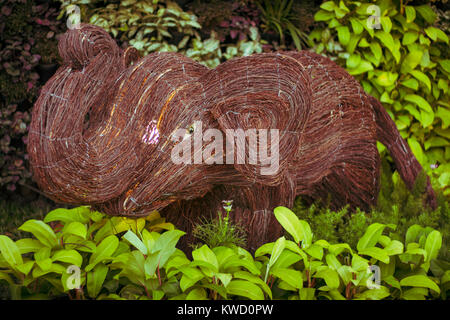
<box><xmin>28</xmin><ymin>24</ymin><xmax>437</xmax><ymax>252</ymax></box>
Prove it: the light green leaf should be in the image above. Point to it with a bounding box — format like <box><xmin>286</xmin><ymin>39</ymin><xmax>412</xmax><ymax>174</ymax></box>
<box><xmin>400</xmin><ymin>275</ymin><xmax>440</xmax><ymax>294</ymax></box>
<box><xmin>409</xmin><ymin>70</ymin><xmax>431</xmax><ymax>91</ymax></box>
<box><xmin>44</xmin><ymin>206</ymin><xmax>91</xmax><ymax>224</ymax></box>
<box><xmin>62</xmin><ymin>222</ymin><xmax>87</xmax><ymax>240</ymax></box>
<box><xmin>315</xmin><ymin>268</ymin><xmax>340</xmax><ymax>289</ymax></box>
<box><xmin>227</xmin><ymin>280</ymin><xmax>265</xmax><ymax>300</ymax></box>
<box><xmin>52</xmin><ymin>249</ymin><xmax>83</xmax><ymax>267</ymax></box>
<box><xmin>18</xmin><ymin>220</ymin><xmax>58</xmax><ymax>248</ymax></box>
<box><xmin>186</xmin><ymin>288</ymin><xmax>207</xmax><ymax>300</ymax></box>
<box><xmin>424</xmin><ymin>230</ymin><xmax>442</xmax><ymax>262</ymax></box>
<box><xmin>404</xmin><ymin>94</ymin><xmax>433</xmax><ymax>114</ymax></box>
<box><xmin>401</xmin><ymin>51</ymin><xmax>423</xmax><ymax>74</ymax></box>
<box><xmin>384</xmin><ymin>240</ymin><xmax>404</xmax><ymax>256</ymax></box>
<box><xmin>87</xmin><ymin>235</ymin><xmax>119</xmax><ymax>271</ymax></box>
<box><xmin>87</xmin><ymin>263</ymin><xmax>108</xmax><ymax>298</ymax></box>
<box><xmin>336</xmin><ymin>26</ymin><xmax>350</xmax><ymax>46</ymax></box>
<box><xmin>357</xmin><ymin>223</ymin><xmax>386</xmax><ymax>251</ymax></box>
<box><xmin>408</xmin><ymin>137</ymin><xmax>425</xmax><ymax>164</ymax></box>
<box><xmin>416</xmin><ymin>5</ymin><xmax>437</xmax><ymax>24</ymax></box>
<box><xmin>274</xmin><ymin>207</ymin><xmax>312</xmax><ymax>247</ymax></box>
<box><xmin>192</xmin><ymin>245</ymin><xmax>218</xmax><ymax>273</ymax></box>
<box><xmin>0</xmin><ymin>235</ymin><xmax>23</xmax><ymax>266</ymax></box>
<box><xmin>271</xmin><ymin>268</ymin><xmax>303</xmax><ymax>289</ymax></box>
<box><xmin>402</xmin><ymin>31</ymin><xmax>418</xmax><ymax>45</ymax></box>
<box><xmin>123</xmin><ymin>230</ymin><xmax>147</xmax><ymax>255</ymax></box>
<box><xmin>405</xmin><ymin>6</ymin><xmax>416</xmax><ymax>23</ymax></box>
<box><xmin>358</xmin><ymin>247</ymin><xmax>390</xmax><ymax>264</ymax></box>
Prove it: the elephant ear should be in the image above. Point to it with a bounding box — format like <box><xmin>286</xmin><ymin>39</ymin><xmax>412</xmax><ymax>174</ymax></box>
<box><xmin>208</xmin><ymin>53</ymin><xmax>312</xmax><ymax>186</ymax></box>
<box><xmin>122</xmin><ymin>46</ymin><xmax>140</xmax><ymax>68</ymax></box>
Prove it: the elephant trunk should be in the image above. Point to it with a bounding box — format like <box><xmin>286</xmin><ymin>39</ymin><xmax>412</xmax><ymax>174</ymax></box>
<box><xmin>28</xmin><ymin>24</ymin><xmax>133</xmax><ymax>204</ymax></box>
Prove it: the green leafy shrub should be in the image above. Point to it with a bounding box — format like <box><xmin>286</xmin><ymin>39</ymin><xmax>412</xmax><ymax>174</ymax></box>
<box><xmin>292</xmin><ymin>158</ymin><xmax>449</xmax><ymax>261</ymax></box>
<box><xmin>1</xmin><ymin>205</ymin><xmax>448</xmax><ymax>300</ymax></box>
<box><xmin>309</xmin><ymin>0</ymin><xmax>450</xmax><ymax>195</ymax></box>
<box><xmin>192</xmin><ymin>201</ymin><xmax>247</xmax><ymax>249</ymax></box>
<box><xmin>256</xmin><ymin>0</ymin><xmax>312</xmax><ymax>50</ymax></box>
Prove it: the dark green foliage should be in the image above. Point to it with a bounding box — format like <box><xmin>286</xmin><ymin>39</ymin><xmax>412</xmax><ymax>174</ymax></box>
<box><xmin>292</xmin><ymin>158</ymin><xmax>449</xmax><ymax>261</ymax></box>
<box><xmin>0</xmin><ymin>0</ymin><xmax>64</xmax><ymax>193</ymax></box>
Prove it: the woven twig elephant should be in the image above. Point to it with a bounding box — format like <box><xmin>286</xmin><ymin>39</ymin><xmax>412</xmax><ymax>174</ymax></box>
<box><xmin>28</xmin><ymin>25</ymin><xmax>437</xmax><ymax>251</ymax></box>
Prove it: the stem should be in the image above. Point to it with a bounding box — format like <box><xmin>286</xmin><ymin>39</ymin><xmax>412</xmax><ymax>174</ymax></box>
<box><xmin>157</xmin><ymin>265</ymin><xmax>162</xmax><ymax>287</ymax></box>
<box><xmin>345</xmin><ymin>283</ymin><xmax>352</xmax><ymax>300</ymax></box>
<box><xmin>143</xmin><ymin>285</ymin><xmax>151</xmax><ymax>299</ymax></box>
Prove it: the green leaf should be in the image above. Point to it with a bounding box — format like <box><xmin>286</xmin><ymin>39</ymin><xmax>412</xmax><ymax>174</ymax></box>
<box><xmin>425</xmin><ymin>27</ymin><xmax>448</xmax><ymax>44</ymax></box>
<box><xmin>436</xmin><ymin>107</ymin><xmax>450</xmax><ymax>128</ymax></box>
<box><xmin>376</xmin><ymin>72</ymin><xmax>398</xmax><ymax>87</ymax></box>
<box><xmin>326</xmin><ymin>253</ymin><xmax>342</xmax><ymax>270</ymax></box>
<box><xmin>227</xmin><ymin>280</ymin><xmax>265</xmax><ymax>300</ymax></box>
<box><xmin>274</xmin><ymin>207</ymin><xmax>312</xmax><ymax>247</ymax></box>
<box><xmin>402</xmin><ymin>31</ymin><xmax>419</xmax><ymax>45</ymax></box>
<box><xmin>315</xmin><ymin>268</ymin><xmax>340</xmax><ymax>289</ymax></box>
<box><xmin>439</xmin><ymin>60</ymin><xmax>450</xmax><ymax>73</ymax></box>
<box><xmin>375</xmin><ymin>31</ymin><xmax>395</xmax><ymax>53</ymax></box>
<box><xmin>0</xmin><ymin>235</ymin><xmax>23</xmax><ymax>266</ymax></box>
<box><xmin>407</xmin><ymin>137</ymin><xmax>425</xmax><ymax>164</ymax></box>
<box><xmin>44</xmin><ymin>206</ymin><xmax>91</xmax><ymax>224</ymax></box>
<box><xmin>358</xmin><ymin>247</ymin><xmax>390</xmax><ymax>264</ymax></box>
<box><xmin>380</xmin><ymin>16</ymin><xmax>392</xmax><ymax>33</ymax></box>
<box><xmin>404</xmin><ymin>94</ymin><xmax>433</xmax><ymax>114</ymax></box>
<box><xmin>62</xmin><ymin>222</ymin><xmax>87</xmax><ymax>239</ymax></box>
<box><xmin>18</xmin><ymin>220</ymin><xmax>58</xmax><ymax>248</ymax></box>
<box><xmin>305</xmin><ymin>244</ymin><xmax>324</xmax><ymax>260</ymax></box>
<box><xmin>401</xmin><ymin>78</ymin><xmax>419</xmax><ymax>90</ymax></box>
<box><xmin>233</xmin><ymin>271</ymin><xmax>272</xmax><ymax>299</ymax></box>
<box><xmin>384</xmin><ymin>240</ymin><xmax>404</xmax><ymax>256</ymax></box>
<box><xmin>416</xmin><ymin>5</ymin><xmax>437</xmax><ymax>24</ymax></box>
<box><xmin>336</xmin><ymin>26</ymin><xmax>350</xmax><ymax>46</ymax></box>
<box><xmin>15</xmin><ymin>239</ymin><xmax>44</xmax><ymax>254</ymax></box>
<box><xmin>424</xmin><ymin>230</ymin><xmax>442</xmax><ymax>262</ymax></box>
<box><xmin>400</xmin><ymin>275</ymin><xmax>440</xmax><ymax>294</ymax></box>
<box><xmin>401</xmin><ymin>51</ymin><xmax>423</xmax><ymax>74</ymax></box>
<box><xmin>348</xmin><ymin>60</ymin><xmax>373</xmax><ymax>75</ymax></box>
<box><xmin>299</xmin><ymin>287</ymin><xmax>316</xmax><ymax>300</ymax></box>
<box><xmin>405</xmin><ymin>6</ymin><xmax>416</xmax><ymax>23</ymax></box>
<box><xmin>87</xmin><ymin>235</ymin><xmax>119</xmax><ymax>271</ymax></box>
<box><xmin>349</xmin><ymin>18</ymin><xmax>364</xmax><ymax>34</ymax></box>
<box><xmin>314</xmin><ymin>10</ymin><xmax>334</xmax><ymax>21</ymax></box>
<box><xmin>409</xmin><ymin>70</ymin><xmax>431</xmax><ymax>91</ymax></box>
<box><xmin>180</xmin><ymin>267</ymin><xmax>204</xmax><ymax>292</ymax></box>
<box><xmin>356</xmin><ymin>286</ymin><xmax>390</xmax><ymax>300</ymax></box>
<box><xmin>192</xmin><ymin>245</ymin><xmax>218</xmax><ymax>273</ymax></box>
<box><xmin>186</xmin><ymin>288</ymin><xmax>207</xmax><ymax>300</ymax></box>
<box><xmin>87</xmin><ymin>263</ymin><xmax>108</xmax><ymax>298</ymax></box>
<box><xmin>424</xmin><ymin>137</ymin><xmax>449</xmax><ymax>150</ymax></box>
<box><xmin>52</xmin><ymin>249</ymin><xmax>83</xmax><ymax>267</ymax></box>
<box><xmin>265</xmin><ymin>236</ymin><xmax>286</xmax><ymax>282</ymax></box>
<box><xmin>320</xmin><ymin>1</ymin><xmax>336</xmax><ymax>11</ymax></box>
<box><xmin>271</xmin><ymin>268</ymin><xmax>303</xmax><ymax>289</ymax></box>
<box><xmin>123</xmin><ymin>230</ymin><xmax>147</xmax><ymax>255</ymax></box>
<box><xmin>357</xmin><ymin>223</ymin><xmax>386</xmax><ymax>251</ymax></box>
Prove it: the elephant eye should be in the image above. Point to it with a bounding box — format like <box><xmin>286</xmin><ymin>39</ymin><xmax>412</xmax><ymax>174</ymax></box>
<box><xmin>188</xmin><ymin>124</ymin><xmax>195</xmax><ymax>134</ymax></box>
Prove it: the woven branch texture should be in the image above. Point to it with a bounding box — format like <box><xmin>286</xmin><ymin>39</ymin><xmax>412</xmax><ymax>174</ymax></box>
<box><xmin>28</xmin><ymin>25</ymin><xmax>437</xmax><ymax>251</ymax></box>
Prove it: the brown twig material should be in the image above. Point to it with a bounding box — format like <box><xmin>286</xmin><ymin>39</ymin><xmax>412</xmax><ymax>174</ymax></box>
<box><xmin>28</xmin><ymin>24</ymin><xmax>437</xmax><ymax>252</ymax></box>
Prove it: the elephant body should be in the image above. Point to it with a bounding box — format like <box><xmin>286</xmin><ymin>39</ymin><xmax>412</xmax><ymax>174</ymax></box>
<box><xmin>28</xmin><ymin>25</ymin><xmax>436</xmax><ymax>252</ymax></box>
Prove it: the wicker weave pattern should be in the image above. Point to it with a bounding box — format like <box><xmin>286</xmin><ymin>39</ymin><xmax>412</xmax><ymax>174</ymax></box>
<box><xmin>28</xmin><ymin>25</ymin><xmax>437</xmax><ymax>251</ymax></box>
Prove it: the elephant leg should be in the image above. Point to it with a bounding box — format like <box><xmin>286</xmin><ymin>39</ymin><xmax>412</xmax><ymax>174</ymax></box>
<box><xmin>305</xmin><ymin>145</ymin><xmax>381</xmax><ymax>212</ymax></box>
<box><xmin>163</xmin><ymin>177</ymin><xmax>296</xmax><ymax>254</ymax></box>
<box><xmin>231</xmin><ymin>176</ymin><xmax>296</xmax><ymax>252</ymax></box>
